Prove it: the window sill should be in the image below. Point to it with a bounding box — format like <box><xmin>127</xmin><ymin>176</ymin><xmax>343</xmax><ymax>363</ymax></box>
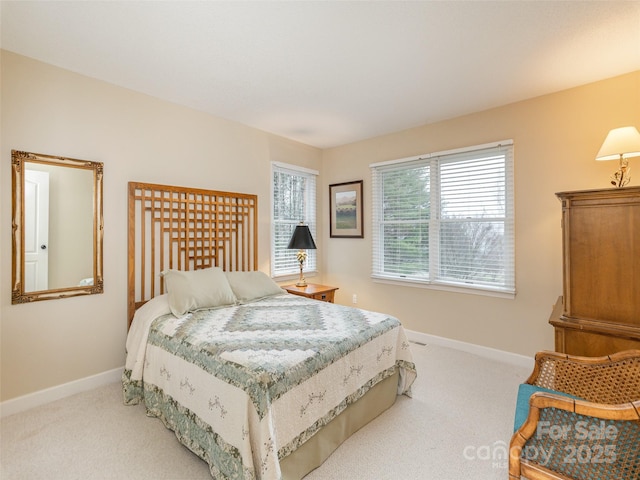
<box><xmin>272</xmin><ymin>270</ymin><xmax>318</xmax><ymax>283</ymax></box>
<box><xmin>371</xmin><ymin>275</ymin><xmax>515</xmax><ymax>299</ymax></box>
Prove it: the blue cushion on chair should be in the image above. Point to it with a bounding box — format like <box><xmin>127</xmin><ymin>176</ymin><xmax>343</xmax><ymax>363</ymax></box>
<box><xmin>513</xmin><ymin>383</ymin><xmax>582</xmax><ymax>432</ymax></box>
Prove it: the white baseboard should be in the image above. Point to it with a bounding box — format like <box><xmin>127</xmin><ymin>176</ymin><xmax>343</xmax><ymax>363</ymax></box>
<box><xmin>1</xmin><ymin>366</ymin><xmax>123</xmax><ymax>418</ymax></box>
<box><xmin>406</xmin><ymin>329</ymin><xmax>534</xmax><ymax>370</ymax></box>
<box><xmin>1</xmin><ymin>333</ymin><xmax>532</xmax><ymax>418</ymax></box>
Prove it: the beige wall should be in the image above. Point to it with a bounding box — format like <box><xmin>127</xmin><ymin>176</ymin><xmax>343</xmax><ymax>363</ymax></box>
<box><xmin>321</xmin><ymin>71</ymin><xmax>640</xmax><ymax>358</ymax></box>
<box><xmin>0</xmin><ymin>51</ymin><xmax>322</xmax><ymax>401</ymax></box>
<box><xmin>1</xmin><ymin>49</ymin><xmax>638</xmax><ymax>402</ymax></box>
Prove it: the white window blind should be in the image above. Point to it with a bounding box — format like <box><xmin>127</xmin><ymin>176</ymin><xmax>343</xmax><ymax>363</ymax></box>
<box><xmin>371</xmin><ymin>141</ymin><xmax>515</xmax><ymax>295</ymax></box>
<box><xmin>271</xmin><ymin>162</ymin><xmax>317</xmax><ymax>278</ymax></box>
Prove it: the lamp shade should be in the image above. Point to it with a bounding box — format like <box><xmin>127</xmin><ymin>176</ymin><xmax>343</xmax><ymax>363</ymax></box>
<box><xmin>287</xmin><ymin>224</ymin><xmax>317</xmax><ymax>250</ymax></box>
<box><xmin>596</xmin><ymin>126</ymin><xmax>640</xmax><ymax>161</ymax></box>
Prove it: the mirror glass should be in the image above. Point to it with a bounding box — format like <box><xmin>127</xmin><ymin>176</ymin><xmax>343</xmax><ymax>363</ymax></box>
<box><xmin>12</xmin><ymin>150</ymin><xmax>103</xmax><ymax>303</ymax></box>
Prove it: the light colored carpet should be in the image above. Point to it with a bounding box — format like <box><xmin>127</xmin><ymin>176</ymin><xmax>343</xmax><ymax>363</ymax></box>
<box><xmin>1</xmin><ymin>343</ymin><xmax>530</xmax><ymax>479</ymax></box>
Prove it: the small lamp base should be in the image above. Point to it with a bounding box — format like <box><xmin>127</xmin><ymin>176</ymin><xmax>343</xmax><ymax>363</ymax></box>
<box><xmin>610</xmin><ymin>160</ymin><xmax>630</xmax><ymax>188</ymax></box>
<box><xmin>296</xmin><ymin>257</ymin><xmax>307</xmax><ymax>287</ymax></box>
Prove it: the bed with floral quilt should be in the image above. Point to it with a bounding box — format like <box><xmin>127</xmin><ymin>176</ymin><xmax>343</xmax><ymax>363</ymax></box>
<box><xmin>124</xmin><ymin>182</ymin><xmax>416</xmax><ymax>479</ymax></box>
<box><xmin>123</xmin><ymin>268</ymin><xmax>416</xmax><ymax>480</ymax></box>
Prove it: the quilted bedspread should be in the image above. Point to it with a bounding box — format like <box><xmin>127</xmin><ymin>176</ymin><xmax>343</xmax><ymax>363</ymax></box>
<box><xmin>123</xmin><ymin>293</ymin><xmax>416</xmax><ymax>479</ymax></box>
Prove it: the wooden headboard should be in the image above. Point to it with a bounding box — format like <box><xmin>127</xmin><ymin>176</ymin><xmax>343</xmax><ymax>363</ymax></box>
<box><xmin>127</xmin><ymin>182</ymin><xmax>258</xmax><ymax>327</ymax></box>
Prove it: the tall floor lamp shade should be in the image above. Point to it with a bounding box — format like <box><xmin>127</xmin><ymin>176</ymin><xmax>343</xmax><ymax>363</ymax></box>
<box><xmin>287</xmin><ymin>223</ymin><xmax>316</xmax><ymax>287</ymax></box>
<box><xmin>596</xmin><ymin>126</ymin><xmax>640</xmax><ymax>188</ymax></box>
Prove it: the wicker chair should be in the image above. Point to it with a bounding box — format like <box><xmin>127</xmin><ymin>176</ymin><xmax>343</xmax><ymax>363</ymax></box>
<box><xmin>509</xmin><ymin>349</ymin><xmax>640</xmax><ymax>480</ymax></box>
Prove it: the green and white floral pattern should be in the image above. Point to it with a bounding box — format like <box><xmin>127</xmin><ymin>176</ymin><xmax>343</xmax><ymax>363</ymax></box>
<box><xmin>123</xmin><ymin>294</ymin><xmax>416</xmax><ymax>479</ymax></box>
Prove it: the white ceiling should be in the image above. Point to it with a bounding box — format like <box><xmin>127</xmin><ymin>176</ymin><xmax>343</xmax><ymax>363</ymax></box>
<box><xmin>2</xmin><ymin>1</ymin><xmax>639</xmax><ymax>148</ymax></box>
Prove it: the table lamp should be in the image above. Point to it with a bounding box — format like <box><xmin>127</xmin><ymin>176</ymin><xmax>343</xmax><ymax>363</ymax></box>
<box><xmin>287</xmin><ymin>223</ymin><xmax>316</xmax><ymax>287</ymax></box>
<box><xmin>596</xmin><ymin>126</ymin><xmax>640</xmax><ymax>187</ymax></box>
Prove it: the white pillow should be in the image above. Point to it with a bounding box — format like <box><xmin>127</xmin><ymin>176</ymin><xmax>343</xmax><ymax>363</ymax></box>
<box><xmin>161</xmin><ymin>267</ymin><xmax>237</xmax><ymax>317</ymax></box>
<box><xmin>225</xmin><ymin>271</ymin><xmax>285</xmax><ymax>303</ymax></box>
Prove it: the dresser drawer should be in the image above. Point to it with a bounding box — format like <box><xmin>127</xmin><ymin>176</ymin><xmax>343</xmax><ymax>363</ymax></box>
<box><xmin>311</xmin><ymin>290</ymin><xmax>335</xmax><ymax>302</ymax></box>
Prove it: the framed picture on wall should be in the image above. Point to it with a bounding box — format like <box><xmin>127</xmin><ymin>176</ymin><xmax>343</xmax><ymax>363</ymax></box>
<box><xmin>329</xmin><ymin>180</ymin><xmax>363</xmax><ymax>238</ymax></box>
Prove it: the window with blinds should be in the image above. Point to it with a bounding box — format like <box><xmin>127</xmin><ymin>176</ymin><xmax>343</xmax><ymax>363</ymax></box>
<box><xmin>371</xmin><ymin>141</ymin><xmax>515</xmax><ymax>296</ymax></box>
<box><xmin>271</xmin><ymin>162</ymin><xmax>318</xmax><ymax>278</ymax></box>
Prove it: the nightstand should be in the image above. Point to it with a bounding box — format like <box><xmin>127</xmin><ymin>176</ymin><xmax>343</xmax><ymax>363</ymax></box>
<box><xmin>283</xmin><ymin>283</ymin><xmax>339</xmax><ymax>303</ymax></box>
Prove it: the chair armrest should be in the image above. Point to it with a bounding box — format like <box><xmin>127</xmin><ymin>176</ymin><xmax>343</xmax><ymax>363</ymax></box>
<box><xmin>525</xmin><ymin>349</ymin><xmax>640</xmax><ymax>404</ymax></box>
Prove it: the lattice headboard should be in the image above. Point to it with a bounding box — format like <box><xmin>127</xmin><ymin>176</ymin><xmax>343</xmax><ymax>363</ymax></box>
<box><xmin>127</xmin><ymin>182</ymin><xmax>258</xmax><ymax>327</ymax></box>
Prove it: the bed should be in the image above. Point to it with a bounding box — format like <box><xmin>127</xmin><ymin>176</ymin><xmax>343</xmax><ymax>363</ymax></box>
<box><xmin>122</xmin><ymin>182</ymin><xmax>417</xmax><ymax>479</ymax></box>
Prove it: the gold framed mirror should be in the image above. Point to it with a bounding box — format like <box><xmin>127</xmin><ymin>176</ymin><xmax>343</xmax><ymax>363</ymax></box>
<box><xmin>11</xmin><ymin>150</ymin><xmax>104</xmax><ymax>303</ymax></box>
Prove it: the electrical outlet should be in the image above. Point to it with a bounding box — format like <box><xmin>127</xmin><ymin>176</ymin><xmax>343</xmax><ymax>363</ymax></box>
<box><xmin>352</xmin><ymin>294</ymin><xmax>357</xmax><ymax>304</ymax></box>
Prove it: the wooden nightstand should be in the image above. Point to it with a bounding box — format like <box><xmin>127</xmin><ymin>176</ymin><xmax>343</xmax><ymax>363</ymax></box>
<box><xmin>283</xmin><ymin>283</ymin><xmax>338</xmax><ymax>303</ymax></box>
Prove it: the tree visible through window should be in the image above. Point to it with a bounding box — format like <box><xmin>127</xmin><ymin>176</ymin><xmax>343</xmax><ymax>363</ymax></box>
<box><xmin>371</xmin><ymin>142</ymin><xmax>514</xmax><ymax>295</ymax></box>
<box><xmin>380</xmin><ymin>163</ymin><xmax>430</xmax><ymax>277</ymax></box>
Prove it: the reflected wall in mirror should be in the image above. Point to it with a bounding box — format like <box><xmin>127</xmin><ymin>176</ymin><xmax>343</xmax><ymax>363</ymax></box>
<box><xmin>11</xmin><ymin>150</ymin><xmax>103</xmax><ymax>303</ymax></box>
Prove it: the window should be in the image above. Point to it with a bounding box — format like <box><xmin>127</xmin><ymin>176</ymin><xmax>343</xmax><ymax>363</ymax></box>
<box><xmin>371</xmin><ymin>141</ymin><xmax>514</xmax><ymax>296</ymax></box>
<box><xmin>271</xmin><ymin>162</ymin><xmax>318</xmax><ymax>278</ymax></box>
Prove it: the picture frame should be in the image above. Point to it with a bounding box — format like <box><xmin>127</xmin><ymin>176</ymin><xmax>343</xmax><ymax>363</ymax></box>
<box><xmin>329</xmin><ymin>180</ymin><xmax>363</xmax><ymax>238</ymax></box>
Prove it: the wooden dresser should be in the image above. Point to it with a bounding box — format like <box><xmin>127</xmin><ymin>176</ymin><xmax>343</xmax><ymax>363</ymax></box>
<box><xmin>550</xmin><ymin>187</ymin><xmax>640</xmax><ymax>356</ymax></box>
